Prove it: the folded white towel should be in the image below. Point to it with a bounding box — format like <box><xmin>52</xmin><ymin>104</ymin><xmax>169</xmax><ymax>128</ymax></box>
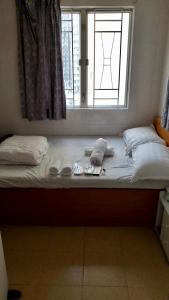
<box><xmin>85</xmin><ymin>146</ymin><xmax>114</xmax><ymax>157</ymax></box>
<box><xmin>60</xmin><ymin>163</ymin><xmax>72</xmax><ymax>176</ymax></box>
<box><xmin>90</xmin><ymin>138</ymin><xmax>107</xmax><ymax>166</ymax></box>
<box><xmin>49</xmin><ymin>160</ymin><xmax>61</xmax><ymax>176</ymax></box>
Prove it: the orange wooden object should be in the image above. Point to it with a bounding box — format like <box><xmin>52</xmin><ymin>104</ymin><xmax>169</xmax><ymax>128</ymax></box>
<box><xmin>154</xmin><ymin>117</ymin><xmax>169</xmax><ymax>146</ymax></box>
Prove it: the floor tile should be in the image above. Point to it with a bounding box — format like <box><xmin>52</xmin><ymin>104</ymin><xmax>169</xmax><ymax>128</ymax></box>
<box><xmin>123</xmin><ymin>248</ymin><xmax>167</xmax><ymax>268</ymax></box>
<box><xmin>120</xmin><ymin>227</ymin><xmax>159</xmax><ymax>254</ymax></box>
<box><xmin>84</xmin><ymin>227</ymin><xmax>121</xmax><ymax>252</ymax></box>
<box><xmin>5</xmin><ymin>251</ymin><xmax>43</xmax><ymax>285</ymax></box>
<box><xmin>2</xmin><ymin>226</ymin><xmax>52</xmax><ymax>251</ymax></box>
<box><xmin>128</xmin><ymin>287</ymin><xmax>169</xmax><ymax>300</ymax></box>
<box><xmin>121</xmin><ymin>229</ymin><xmax>169</xmax><ymax>288</ymax></box>
<box><xmin>83</xmin><ymin>286</ymin><xmax>129</xmax><ymax>300</ymax></box>
<box><xmin>50</xmin><ymin>227</ymin><xmax>84</xmax><ymax>252</ymax></box>
<box><xmin>2</xmin><ymin>226</ymin><xmax>84</xmax><ymax>253</ymax></box>
<box><xmin>3</xmin><ymin>226</ymin><xmax>169</xmax><ymax>293</ymax></box>
<box><xmin>125</xmin><ymin>263</ymin><xmax>169</xmax><ymax>288</ymax></box>
<box><xmin>84</xmin><ymin>251</ymin><xmax>126</xmax><ymax>286</ymax></box>
<box><xmin>120</xmin><ymin>227</ymin><xmax>167</xmax><ymax>265</ymax></box>
<box><xmin>32</xmin><ymin>286</ymin><xmax>82</xmax><ymax>300</ymax></box>
<box><xmin>1</xmin><ymin>227</ymin><xmax>16</xmax><ymax>251</ymax></box>
<box><xmin>40</xmin><ymin>251</ymin><xmax>83</xmax><ymax>285</ymax></box>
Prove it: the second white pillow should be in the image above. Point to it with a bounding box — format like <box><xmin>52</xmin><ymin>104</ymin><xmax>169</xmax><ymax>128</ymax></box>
<box><xmin>123</xmin><ymin>126</ymin><xmax>165</xmax><ymax>155</ymax></box>
<box><xmin>132</xmin><ymin>143</ymin><xmax>169</xmax><ymax>182</ymax></box>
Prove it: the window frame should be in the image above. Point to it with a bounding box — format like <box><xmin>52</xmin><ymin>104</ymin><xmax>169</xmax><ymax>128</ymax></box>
<box><xmin>61</xmin><ymin>7</ymin><xmax>134</xmax><ymax>109</ymax></box>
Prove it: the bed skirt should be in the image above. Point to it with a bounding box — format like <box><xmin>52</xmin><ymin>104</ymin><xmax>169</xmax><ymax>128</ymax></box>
<box><xmin>0</xmin><ymin>188</ymin><xmax>160</xmax><ymax>227</ymax></box>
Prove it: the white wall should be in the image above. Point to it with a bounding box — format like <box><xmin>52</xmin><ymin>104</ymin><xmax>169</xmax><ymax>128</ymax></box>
<box><xmin>0</xmin><ymin>0</ymin><xmax>169</xmax><ymax>135</ymax></box>
<box><xmin>159</xmin><ymin>22</ymin><xmax>169</xmax><ymax>115</ymax></box>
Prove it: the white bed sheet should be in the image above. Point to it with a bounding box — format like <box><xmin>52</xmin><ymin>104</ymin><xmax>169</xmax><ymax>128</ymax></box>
<box><xmin>0</xmin><ymin>136</ymin><xmax>167</xmax><ymax>189</ymax></box>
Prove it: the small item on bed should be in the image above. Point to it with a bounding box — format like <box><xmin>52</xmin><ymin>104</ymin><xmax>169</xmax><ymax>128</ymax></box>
<box><xmin>60</xmin><ymin>163</ymin><xmax>72</xmax><ymax>176</ymax></box>
<box><xmin>49</xmin><ymin>160</ymin><xmax>61</xmax><ymax>176</ymax></box>
<box><xmin>90</xmin><ymin>138</ymin><xmax>107</xmax><ymax>166</ymax></box>
<box><xmin>73</xmin><ymin>162</ymin><xmax>84</xmax><ymax>176</ymax></box>
<box><xmin>84</xmin><ymin>164</ymin><xmax>102</xmax><ymax>176</ymax></box>
<box><xmin>85</xmin><ymin>146</ymin><xmax>114</xmax><ymax>157</ymax></box>
<box><xmin>84</xmin><ymin>164</ymin><xmax>95</xmax><ymax>175</ymax></box>
<box><xmin>92</xmin><ymin>166</ymin><xmax>102</xmax><ymax>176</ymax></box>
<box><xmin>102</xmin><ymin>168</ymin><xmax>106</xmax><ymax>175</ymax></box>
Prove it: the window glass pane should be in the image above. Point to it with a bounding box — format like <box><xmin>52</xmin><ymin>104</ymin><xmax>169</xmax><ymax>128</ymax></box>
<box><xmin>95</xmin><ymin>32</ymin><xmax>121</xmax><ymax>90</ymax></box>
<box><xmin>61</xmin><ymin>12</ymin><xmax>81</xmax><ymax>107</ymax></box>
<box><xmin>87</xmin><ymin>12</ymin><xmax>131</xmax><ymax>107</ymax></box>
<box><xmin>94</xmin><ymin>90</ymin><xmax>118</xmax><ymax>99</ymax></box>
<box><xmin>94</xmin><ymin>99</ymin><xmax>118</xmax><ymax>106</ymax></box>
<box><xmin>61</xmin><ymin>13</ymin><xmax>72</xmax><ymax>20</ymax></box>
<box><xmin>95</xmin><ymin>21</ymin><xmax>121</xmax><ymax>32</ymax></box>
<box><xmin>62</xmin><ymin>31</ymin><xmax>73</xmax><ymax>90</ymax></box>
<box><xmin>62</xmin><ymin>20</ymin><xmax>72</xmax><ymax>32</ymax></box>
<box><xmin>119</xmin><ymin>13</ymin><xmax>130</xmax><ymax>105</ymax></box>
<box><xmin>87</xmin><ymin>13</ymin><xmax>94</xmax><ymax>107</ymax></box>
<box><xmin>95</xmin><ymin>13</ymin><xmax>122</xmax><ymax>20</ymax></box>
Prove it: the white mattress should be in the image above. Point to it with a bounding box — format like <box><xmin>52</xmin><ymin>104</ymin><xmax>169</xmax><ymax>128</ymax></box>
<box><xmin>0</xmin><ymin>136</ymin><xmax>167</xmax><ymax>189</ymax></box>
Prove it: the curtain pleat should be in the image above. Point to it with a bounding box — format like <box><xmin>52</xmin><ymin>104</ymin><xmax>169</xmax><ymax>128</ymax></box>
<box><xmin>15</xmin><ymin>0</ymin><xmax>66</xmax><ymax>120</ymax></box>
<box><xmin>161</xmin><ymin>78</ymin><xmax>169</xmax><ymax>130</ymax></box>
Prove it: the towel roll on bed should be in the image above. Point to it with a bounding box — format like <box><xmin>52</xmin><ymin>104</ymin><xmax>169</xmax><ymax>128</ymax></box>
<box><xmin>49</xmin><ymin>160</ymin><xmax>61</xmax><ymax>176</ymax></box>
<box><xmin>90</xmin><ymin>138</ymin><xmax>107</xmax><ymax>166</ymax></box>
<box><xmin>85</xmin><ymin>146</ymin><xmax>114</xmax><ymax>157</ymax></box>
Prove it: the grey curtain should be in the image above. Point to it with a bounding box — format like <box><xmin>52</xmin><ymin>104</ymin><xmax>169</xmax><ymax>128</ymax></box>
<box><xmin>161</xmin><ymin>78</ymin><xmax>169</xmax><ymax>130</ymax></box>
<box><xmin>15</xmin><ymin>0</ymin><xmax>66</xmax><ymax>120</ymax></box>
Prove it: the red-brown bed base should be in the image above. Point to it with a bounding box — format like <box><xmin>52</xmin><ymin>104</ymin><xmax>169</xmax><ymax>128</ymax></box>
<box><xmin>0</xmin><ymin>188</ymin><xmax>160</xmax><ymax>227</ymax></box>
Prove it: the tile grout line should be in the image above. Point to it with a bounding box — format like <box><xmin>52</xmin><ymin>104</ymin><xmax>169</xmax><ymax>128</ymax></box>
<box><xmin>126</xmin><ymin>286</ymin><xmax>130</xmax><ymax>300</ymax></box>
<box><xmin>82</xmin><ymin>227</ymin><xmax>86</xmax><ymax>285</ymax></box>
<box><xmin>82</xmin><ymin>227</ymin><xmax>87</xmax><ymax>300</ymax></box>
<box><xmin>82</xmin><ymin>285</ymin><xmax>85</xmax><ymax>300</ymax></box>
<box><xmin>120</xmin><ymin>231</ymin><xmax>129</xmax><ymax>290</ymax></box>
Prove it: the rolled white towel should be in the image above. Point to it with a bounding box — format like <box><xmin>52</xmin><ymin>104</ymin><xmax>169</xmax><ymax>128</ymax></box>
<box><xmin>49</xmin><ymin>160</ymin><xmax>61</xmax><ymax>176</ymax></box>
<box><xmin>85</xmin><ymin>146</ymin><xmax>114</xmax><ymax>157</ymax></box>
<box><xmin>60</xmin><ymin>163</ymin><xmax>72</xmax><ymax>176</ymax></box>
<box><xmin>90</xmin><ymin>138</ymin><xmax>107</xmax><ymax>166</ymax></box>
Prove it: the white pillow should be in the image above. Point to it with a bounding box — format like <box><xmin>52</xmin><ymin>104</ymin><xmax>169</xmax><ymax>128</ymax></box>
<box><xmin>0</xmin><ymin>135</ymin><xmax>48</xmax><ymax>165</ymax></box>
<box><xmin>123</xmin><ymin>126</ymin><xmax>165</xmax><ymax>155</ymax></box>
<box><xmin>132</xmin><ymin>143</ymin><xmax>169</xmax><ymax>182</ymax></box>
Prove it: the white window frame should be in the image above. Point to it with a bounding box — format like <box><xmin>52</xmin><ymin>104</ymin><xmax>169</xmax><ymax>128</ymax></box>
<box><xmin>61</xmin><ymin>7</ymin><xmax>134</xmax><ymax>109</ymax></box>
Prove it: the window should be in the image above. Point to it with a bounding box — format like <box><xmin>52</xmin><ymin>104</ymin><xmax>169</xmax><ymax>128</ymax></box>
<box><xmin>61</xmin><ymin>9</ymin><xmax>133</xmax><ymax>108</ymax></box>
<box><xmin>61</xmin><ymin>12</ymin><xmax>81</xmax><ymax>107</ymax></box>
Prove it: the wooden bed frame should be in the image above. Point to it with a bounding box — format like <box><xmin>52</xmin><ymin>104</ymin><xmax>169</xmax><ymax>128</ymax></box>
<box><xmin>0</xmin><ymin>117</ymin><xmax>166</xmax><ymax>227</ymax></box>
<box><xmin>0</xmin><ymin>188</ymin><xmax>159</xmax><ymax>226</ymax></box>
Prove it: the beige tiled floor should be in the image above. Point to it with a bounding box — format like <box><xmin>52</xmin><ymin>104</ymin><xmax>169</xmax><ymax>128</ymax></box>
<box><xmin>1</xmin><ymin>226</ymin><xmax>169</xmax><ymax>300</ymax></box>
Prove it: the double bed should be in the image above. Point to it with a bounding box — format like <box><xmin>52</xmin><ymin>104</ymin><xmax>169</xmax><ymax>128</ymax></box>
<box><xmin>0</xmin><ymin>118</ymin><xmax>167</xmax><ymax>226</ymax></box>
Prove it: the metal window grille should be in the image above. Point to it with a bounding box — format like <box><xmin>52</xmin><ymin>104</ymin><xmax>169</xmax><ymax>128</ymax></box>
<box><xmin>61</xmin><ymin>12</ymin><xmax>81</xmax><ymax>107</ymax></box>
<box><xmin>61</xmin><ymin>9</ymin><xmax>133</xmax><ymax>108</ymax></box>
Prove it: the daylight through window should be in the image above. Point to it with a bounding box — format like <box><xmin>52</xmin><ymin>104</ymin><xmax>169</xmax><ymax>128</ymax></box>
<box><xmin>61</xmin><ymin>10</ymin><xmax>133</xmax><ymax>108</ymax></box>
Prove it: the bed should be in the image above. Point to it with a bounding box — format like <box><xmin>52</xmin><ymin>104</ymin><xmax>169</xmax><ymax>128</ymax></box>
<box><xmin>0</xmin><ymin>117</ymin><xmax>167</xmax><ymax>226</ymax></box>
